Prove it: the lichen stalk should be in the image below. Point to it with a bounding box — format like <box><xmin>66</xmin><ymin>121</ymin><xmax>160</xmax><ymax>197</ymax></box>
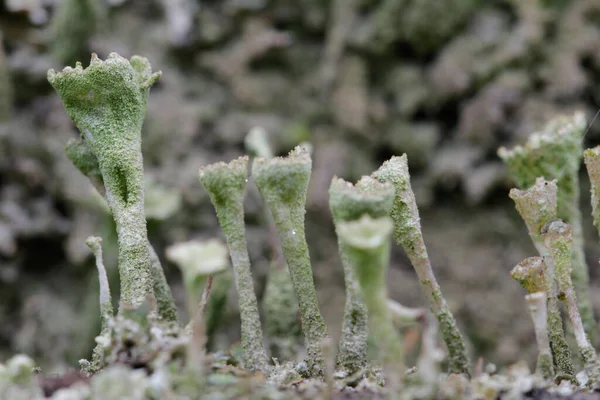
<box><xmin>511</xmin><ymin>256</ymin><xmax>575</xmax><ymax>380</ymax></box>
<box><xmin>328</xmin><ymin>176</ymin><xmax>394</xmax><ymax>374</ymax></box>
<box><xmin>65</xmin><ymin>137</ymin><xmax>178</xmax><ymax>322</ymax></box>
<box><xmin>85</xmin><ymin>236</ymin><xmax>113</xmax><ymax>331</ymax></box>
<box><xmin>166</xmin><ymin>239</ymin><xmax>229</xmax><ymax>372</ymax></box>
<box><xmin>199</xmin><ymin>156</ymin><xmax>270</xmax><ymax>372</ymax></box>
<box><xmin>499</xmin><ymin>111</ymin><xmax>595</xmax><ymax>343</ymax></box>
<box><xmin>525</xmin><ymin>292</ymin><xmax>554</xmax><ymax>380</ymax></box>
<box><xmin>372</xmin><ymin>154</ymin><xmax>469</xmax><ymax>375</ymax></box>
<box><xmin>542</xmin><ymin>220</ymin><xmax>600</xmax><ymax>383</ymax></box>
<box><xmin>337</xmin><ymin>215</ymin><xmax>404</xmax><ymax>393</ymax></box>
<box><xmin>252</xmin><ymin>146</ymin><xmax>328</xmax><ymax>375</ymax></box>
<box><xmin>48</xmin><ymin>53</ymin><xmax>161</xmax><ymax>310</ymax></box>
<box><xmin>508</xmin><ymin>177</ymin><xmax>558</xmax><ymax>256</ymax></box>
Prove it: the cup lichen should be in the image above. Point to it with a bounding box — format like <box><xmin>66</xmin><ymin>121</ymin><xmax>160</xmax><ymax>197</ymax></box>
<box><xmin>48</xmin><ymin>53</ymin><xmax>161</xmax><ymax>311</ymax></box>
<box><xmin>499</xmin><ymin>112</ymin><xmax>596</xmax><ymax>343</ymax></box>
<box><xmin>372</xmin><ymin>154</ymin><xmax>470</xmax><ymax>375</ymax></box>
<box><xmin>199</xmin><ymin>156</ymin><xmax>270</xmax><ymax>372</ymax></box>
<box><xmin>328</xmin><ymin>176</ymin><xmax>394</xmax><ymax>374</ymax></box>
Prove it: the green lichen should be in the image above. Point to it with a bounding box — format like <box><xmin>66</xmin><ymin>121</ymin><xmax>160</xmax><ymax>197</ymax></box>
<box><xmin>263</xmin><ymin>261</ymin><xmax>302</xmax><ymax>361</ymax></box>
<box><xmin>542</xmin><ymin>220</ymin><xmax>599</xmax><ymax>384</ymax></box>
<box><xmin>49</xmin><ymin>52</ymin><xmax>160</xmax><ymax>311</ymax></box>
<box><xmin>328</xmin><ymin>176</ymin><xmax>394</xmax><ymax>374</ymax></box>
<box><xmin>337</xmin><ymin>215</ymin><xmax>404</xmax><ymax>394</ymax></box>
<box><xmin>199</xmin><ymin>156</ymin><xmax>270</xmax><ymax>373</ymax></box>
<box><xmin>373</xmin><ymin>154</ymin><xmax>470</xmax><ymax>375</ymax></box>
<box><xmin>499</xmin><ymin>112</ymin><xmax>596</xmax><ymax>343</ymax></box>
<box><xmin>65</xmin><ymin>138</ymin><xmax>178</xmax><ymax>323</ymax></box>
<box><xmin>252</xmin><ymin>146</ymin><xmax>328</xmax><ymax>376</ymax></box>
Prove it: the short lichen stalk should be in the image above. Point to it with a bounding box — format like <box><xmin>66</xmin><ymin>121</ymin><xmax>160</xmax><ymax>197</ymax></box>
<box><xmin>525</xmin><ymin>292</ymin><xmax>554</xmax><ymax>380</ymax></box>
<box><xmin>337</xmin><ymin>215</ymin><xmax>404</xmax><ymax>394</ymax></box>
<box><xmin>328</xmin><ymin>176</ymin><xmax>394</xmax><ymax>374</ymax></box>
<box><xmin>252</xmin><ymin>146</ymin><xmax>329</xmax><ymax>375</ymax></box>
<box><xmin>511</xmin><ymin>257</ymin><xmax>576</xmax><ymax>381</ymax></box>
<box><xmin>499</xmin><ymin>112</ymin><xmax>596</xmax><ymax>343</ymax></box>
<box><xmin>65</xmin><ymin>137</ymin><xmax>178</xmax><ymax>322</ymax></box>
<box><xmin>373</xmin><ymin>155</ymin><xmax>470</xmax><ymax>375</ymax></box>
<box><xmin>166</xmin><ymin>239</ymin><xmax>229</xmax><ymax>373</ymax></box>
<box><xmin>85</xmin><ymin>236</ymin><xmax>114</xmax><ymax>332</ymax></box>
<box><xmin>542</xmin><ymin>220</ymin><xmax>600</xmax><ymax>384</ymax></box>
<box><xmin>49</xmin><ymin>53</ymin><xmax>160</xmax><ymax>311</ymax></box>
<box><xmin>199</xmin><ymin>156</ymin><xmax>270</xmax><ymax>372</ymax></box>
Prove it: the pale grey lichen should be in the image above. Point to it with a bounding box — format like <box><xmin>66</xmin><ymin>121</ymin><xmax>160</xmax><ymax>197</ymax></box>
<box><xmin>373</xmin><ymin>154</ymin><xmax>470</xmax><ymax>375</ymax></box>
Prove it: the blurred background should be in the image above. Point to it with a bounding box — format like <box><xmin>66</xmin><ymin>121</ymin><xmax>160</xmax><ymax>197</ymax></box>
<box><xmin>2</xmin><ymin>0</ymin><xmax>600</xmax><ymax>372</ymax></box>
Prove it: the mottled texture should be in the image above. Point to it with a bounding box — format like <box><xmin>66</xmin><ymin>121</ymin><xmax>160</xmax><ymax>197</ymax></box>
<box><xmin>252</xmin><ymin>146</ymin><xmax>328</xmax><ymax>376</ymax></box>
<box><xmin>65</xmin><ymin>136</ymin><xmax>177</xmax><ymax>322</ymax></box>
<box><xmin>543</xmin><ymin>220</ymin><xmax>599</xmax><ymax>384</ymax></box>
<box><xmin>584</xmin><ymin>147</ymin><xmax>600</xmax><ymax>244</ymax></box>
<box><xmin>49</xmin><ymin>53</ymin><xmax>160</xmax><ymax>311</ymax></box>
<box><xmin>199</xmin><ymin>156</ymin><xmax>269</xmax><ymax>372</ymax></box>
<box><xmin>509</xmin><ymin>178</ymin><xmax>558</xmax><ymax>256</ymax></box>
<box><xmin>373</xmin><ymin>155</ymin><xmax>470</xmax><ymax>375</ymax></box>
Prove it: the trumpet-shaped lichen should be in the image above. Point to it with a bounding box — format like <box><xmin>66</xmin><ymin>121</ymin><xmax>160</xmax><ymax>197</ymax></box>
<box><xmin>508</xmin><ymin>178</ymin><xmax>558</xmax><ymax>256</ymax></box>
<box><xmin>252</xmin><ymin>146</ymin><xmax>328</xmax><ymax>375</ymax></box>
<box><xmin>199</xmin><ymin>156</ymin><xmax>270</xmax><ymax>372</ymax></box>
<box><xmin>337</xmin><ymin>215</ymin><xmax>404</xmax><ymax>393</ymax></box>
<box><xmin>49</xmin><ymin>53</ymin><xmax>161</xmax><ymax>311</ymax></box>
<box><xmin>328</xmin><ymin>176</ymin><xmax>394</xmax><ymax>374</ymax></box>
<box><xmin>511</xmin><ymin>255</ymin><xmax>575</xmax><ymax>381</ymax></box>
<box><xmin>373</xmin><ymin>154</ymin><xmax>469</xmax><ymax>375</ymax></box>
<box><xmin>499</xmin><ymin>112</ymin><xmax>596</xmax><ymax>343</ymax></box>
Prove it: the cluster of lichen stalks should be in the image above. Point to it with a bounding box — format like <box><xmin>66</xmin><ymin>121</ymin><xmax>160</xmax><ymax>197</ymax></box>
<box><xmin>3</xmin><ymin>53</ymin><xmax>600</xmax><ymax>399</ymax></box>
<box><xmin>35</xmin><ymin>53</ymin><xmax>470</xmax><ymax>397</ymax></box>
<box><xmin>498</xmin><ymin>112</ymin><xmax>600</xmax><ymax>387</ymax></box>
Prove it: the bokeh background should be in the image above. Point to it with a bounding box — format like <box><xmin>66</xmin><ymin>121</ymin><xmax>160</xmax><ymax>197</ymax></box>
<box><xmin>2</xmin><ymin>0</ymin><xmax>600</xmax><ymax>372</ymax></box>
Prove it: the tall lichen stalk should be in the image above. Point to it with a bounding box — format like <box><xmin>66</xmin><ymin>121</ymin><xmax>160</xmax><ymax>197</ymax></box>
<box><xmin>252</xmin><ymin>146</ymin><xmax>329</xmax><ymax>375</ymax></box>
<box><xmin>373</xmin><ymin>155</ymin><xmax>470</xmax><ymax>375</ymax></box>
<box><xmin>499</xmin><ymin>112</ymin><xmax>596</xmax><ymax>343</ymax></box>
<box><xmin>199</xmin><ymin>156</ymin><xmax>270</xmax><ymax>372</ymax></box>
<box><xmin>48</xmin><ymin>53</ymin><xmax>160</xmax><ymax>310</ymax></box>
